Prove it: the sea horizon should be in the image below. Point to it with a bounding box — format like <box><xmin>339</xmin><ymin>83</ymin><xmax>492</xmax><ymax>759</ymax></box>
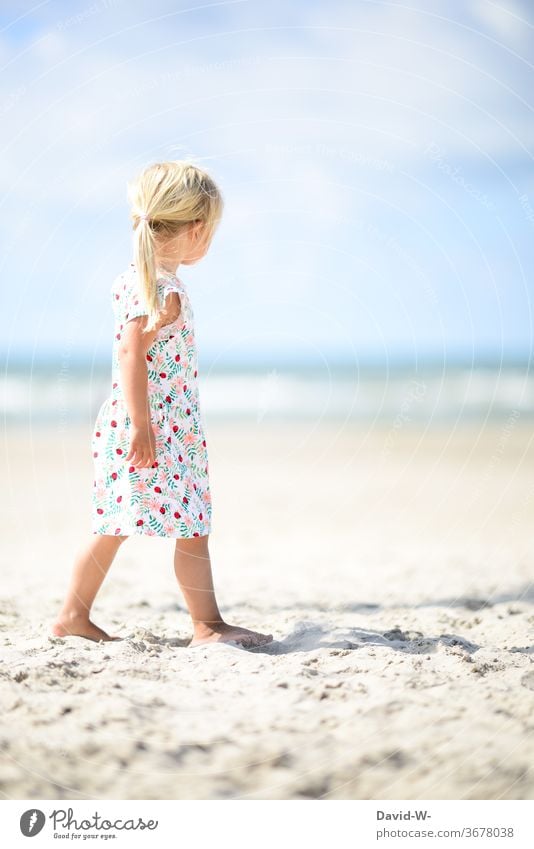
<box><xmin>2</xmin><ymin>352</ymin><xmax>533</xmax><ymax>426</ymax></box>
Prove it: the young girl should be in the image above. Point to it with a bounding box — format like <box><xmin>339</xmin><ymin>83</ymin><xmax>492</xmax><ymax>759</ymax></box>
<box><xmin>52</xmin><ymin>160</ymin><xmax>273</xmax><ymax>649</ymax></box>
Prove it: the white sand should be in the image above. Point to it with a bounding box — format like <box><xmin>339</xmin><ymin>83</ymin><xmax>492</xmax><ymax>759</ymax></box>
<box><xmin>0</xmin><ymin>420</ymin><xmax>533</xmax><ymax>800</ymax></box>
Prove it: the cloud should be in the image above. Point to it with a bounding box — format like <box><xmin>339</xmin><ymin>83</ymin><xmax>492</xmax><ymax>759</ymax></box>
<box><xmin>470</xmin><ymin>0</ymin><xmax>534</xmax><ymax>46</ymax></box>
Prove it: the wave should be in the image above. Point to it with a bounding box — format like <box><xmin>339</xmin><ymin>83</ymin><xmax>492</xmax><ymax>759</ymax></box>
<box><xmin>2</xmin><ymin>363</ymin><xmax>533</xmax><ymax>425</ymax></box>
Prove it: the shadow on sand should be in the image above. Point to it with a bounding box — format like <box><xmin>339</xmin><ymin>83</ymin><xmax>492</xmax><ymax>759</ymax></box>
<box><xmin>245</xmin><ymin>622</ymin><xmax>481</xmax><ymax>656</ymax></box>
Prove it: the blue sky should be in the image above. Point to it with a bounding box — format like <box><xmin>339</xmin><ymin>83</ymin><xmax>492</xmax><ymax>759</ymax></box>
<box><xmin>1</xmin><ymin>0</ymin><xmax>533</xmax><ymax>369</ymax></box>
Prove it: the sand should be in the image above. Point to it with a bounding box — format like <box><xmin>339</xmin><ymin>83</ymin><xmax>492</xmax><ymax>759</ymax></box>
<box><xmin>0</xmin><ymin>419</ymin><xmax>533</xmax><ymax>800</ymax></box>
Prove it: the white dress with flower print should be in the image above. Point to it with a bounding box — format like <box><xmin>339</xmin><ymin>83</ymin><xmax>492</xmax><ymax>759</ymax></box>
<box><xmin>91</xmin><ymin>264</ymin><xmax>212</xmax><ymax>538</ymax></box>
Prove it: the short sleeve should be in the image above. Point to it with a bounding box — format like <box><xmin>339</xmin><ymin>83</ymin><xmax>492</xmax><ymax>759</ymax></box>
<box><xmin>121</xmin><ymin>271</ymin><xmax>183</xmax><ymax>328</ymax></box>
<box><xmin>157</xmin><ymin>273</ymin><xmax>182</xmax><ymax>302</ymax></box>
<box><xmin>156</xmin><ymin>275</ymin><xmax>185</xmax><ymax>341</ymax></box>
<box><xmin>122</xmin><ymin>277</ymin><xmax>150</xmax><ymax>324</ymax></box>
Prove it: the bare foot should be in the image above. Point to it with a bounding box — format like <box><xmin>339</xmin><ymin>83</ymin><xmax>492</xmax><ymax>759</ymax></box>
<box><xmin>189</xmin><ymin>621</ymin><xmax>273</xmax><ymax>649</ymax></box>
<box><xmin>51</xmin><ymin>612</ymin><xmax>121</xmax><ymax>643</ymax></box>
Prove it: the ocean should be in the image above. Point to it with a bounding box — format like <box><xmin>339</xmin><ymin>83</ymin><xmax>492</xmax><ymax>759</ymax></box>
<box><xmin>2</xmin><ymin>358</ymin><xmax>533</xmax><ymax>427</ymax></box>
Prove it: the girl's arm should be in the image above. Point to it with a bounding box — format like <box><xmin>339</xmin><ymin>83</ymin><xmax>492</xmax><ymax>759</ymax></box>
<box><xmin>118</xmin><ymin>291</ymin><xmax>181</xmax><ymax>468</ymax></box>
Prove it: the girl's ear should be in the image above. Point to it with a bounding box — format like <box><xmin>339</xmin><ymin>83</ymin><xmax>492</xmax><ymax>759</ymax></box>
<box><xmin>191</xmin><ymin>219</ymin><xmax>205</xmax><ymax>240</ymax></box>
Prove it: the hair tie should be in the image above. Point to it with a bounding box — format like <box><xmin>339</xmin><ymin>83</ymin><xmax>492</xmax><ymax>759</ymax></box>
<box><xmin>139</xmin><ymin>211</ymin><xmax>149</xmax><ymax>221</ymax></box>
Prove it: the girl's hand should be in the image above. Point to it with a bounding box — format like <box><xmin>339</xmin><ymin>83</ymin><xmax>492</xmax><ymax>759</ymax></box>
<box><xmin>125</xmin><ymin>422</ymin><xmax>157</xmax><ymax>468</ymax></box>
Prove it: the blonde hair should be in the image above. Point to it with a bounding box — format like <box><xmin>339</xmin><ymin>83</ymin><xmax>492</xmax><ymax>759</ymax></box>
<box><xmin>126</xmin><ymin>160</ymin><xmax>224</xmax><ymax>332</ymax></box>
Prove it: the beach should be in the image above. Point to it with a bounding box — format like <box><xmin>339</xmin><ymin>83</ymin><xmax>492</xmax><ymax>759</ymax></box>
<box><xmin>1</xmin><ymin>418</ymin><xmax>533</xmax><ymax>800</ymax></box>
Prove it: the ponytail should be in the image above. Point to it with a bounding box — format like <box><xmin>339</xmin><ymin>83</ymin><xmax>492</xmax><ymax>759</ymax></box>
<box><xmin>127</xmin><ymin>160</ymin><xmax>224</xmax><ymax>334</ymax></box>
<box><xmin>131</xmin><ymin>210</ymin><xmax>160</xmax><ymax>333</ymax></box>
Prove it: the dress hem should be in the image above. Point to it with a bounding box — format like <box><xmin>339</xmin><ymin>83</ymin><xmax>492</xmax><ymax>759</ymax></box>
<box><xmin>91</xmin><ymin>527</ymin><xmax>211</xmax><ymax>539</ymax></box>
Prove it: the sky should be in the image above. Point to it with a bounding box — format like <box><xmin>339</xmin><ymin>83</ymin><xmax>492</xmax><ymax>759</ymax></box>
<box><xmin>1</xmin><ymin>0</ymin><xmax>533</xmax><ymax>370</ymax></box>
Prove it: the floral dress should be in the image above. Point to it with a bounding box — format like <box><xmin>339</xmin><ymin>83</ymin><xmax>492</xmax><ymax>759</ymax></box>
<box><xmin>91</xmin><ymin>264</ymin><xmax>212</xmax><ymax>538</ymax></box>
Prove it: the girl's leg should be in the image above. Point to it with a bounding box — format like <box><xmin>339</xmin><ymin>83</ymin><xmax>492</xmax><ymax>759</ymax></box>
<box><xmin>173</xmin><ymin>535</ymin><xmax>273</xmax><ymax>648</ymax></box>
<box><xmin>52</xmin><ymin>534</ymin><xmax>127</xmax><ymax>642</ymax></box>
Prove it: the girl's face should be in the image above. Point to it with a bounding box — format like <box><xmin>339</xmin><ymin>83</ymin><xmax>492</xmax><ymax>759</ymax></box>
<box><xmin>156</xmin><ymin>221</ymin><xmax>211</xmax><ymax>270</ymax></box>
<box><xmin>180</xmin><ymin>220</ymin><xmax>211</xmax><ymax>264</ymax></box>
